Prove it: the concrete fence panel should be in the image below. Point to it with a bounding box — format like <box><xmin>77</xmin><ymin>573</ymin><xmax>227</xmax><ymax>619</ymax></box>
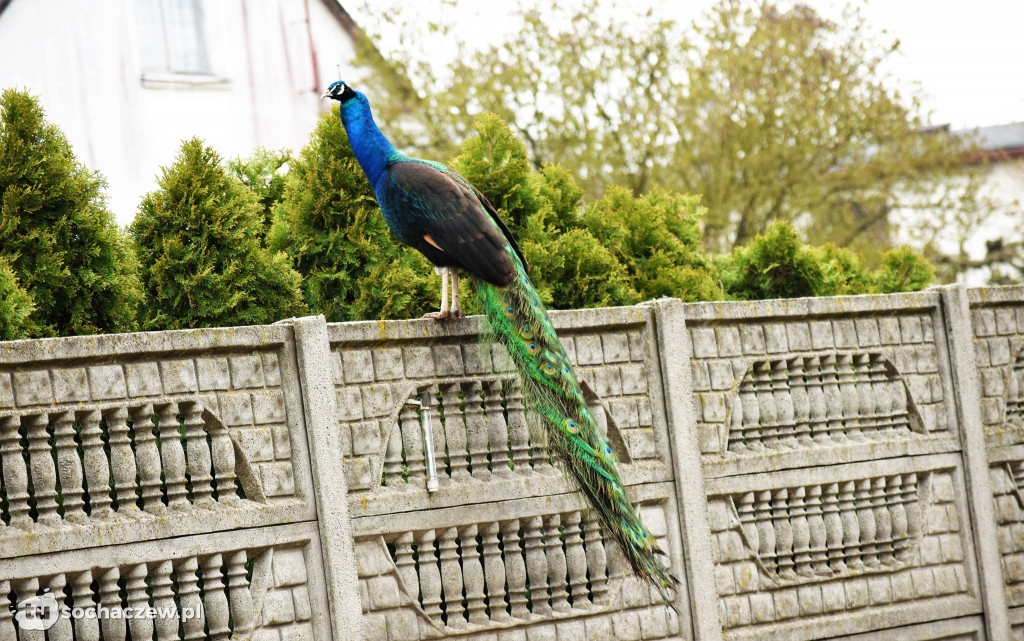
<box><xmin>2</xmin><ymin>285</ymin><xmax>1021</xmax><ymax>641</ymax></box>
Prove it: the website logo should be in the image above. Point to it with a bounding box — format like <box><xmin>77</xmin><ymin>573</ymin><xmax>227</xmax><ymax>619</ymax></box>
<box><xmin>13</xmin><ymin>592</ymin><xmax>61</xmax><ymax>632</ymax></box>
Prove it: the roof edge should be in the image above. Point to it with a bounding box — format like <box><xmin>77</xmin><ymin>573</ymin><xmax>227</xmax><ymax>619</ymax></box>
<box><xmin>319</xmin><ymin>0</ymin><xmax>362</xmax><ymax>42</ymax></box>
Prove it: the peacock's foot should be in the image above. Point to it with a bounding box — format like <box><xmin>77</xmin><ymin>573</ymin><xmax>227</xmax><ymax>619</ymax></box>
<box><xmin>449</xmin><ymin>308</ymin><xmax>465</xmax><ymax>319</ymax></box>
<box><xmin>422</xmin><ymin>310</ymin><xmax>452</xmax><ymax>320</ymax></box>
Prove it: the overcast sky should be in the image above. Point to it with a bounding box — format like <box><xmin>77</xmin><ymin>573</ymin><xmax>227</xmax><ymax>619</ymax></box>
<box><xmin>351</xmin><ymin>0</ymin><xmax>1024</xmax><ymax>130</ymax></box>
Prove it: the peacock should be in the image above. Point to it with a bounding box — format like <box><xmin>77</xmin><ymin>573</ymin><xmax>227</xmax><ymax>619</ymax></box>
<box><xmin>321</xmin><ymin>80</ymin><xmax>677</xmax><ymax>595</ymax></box>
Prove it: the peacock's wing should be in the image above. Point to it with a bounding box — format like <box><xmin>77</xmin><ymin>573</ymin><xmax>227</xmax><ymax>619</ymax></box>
<box><xmin>454</xmin><ymin>173</ymin><xmax>529</xmax><ymax>274</ymax></box>
<box><xmin>384</xmin><ymin>160</ymin><xmax>525</xmax><ymax>286</ymax></box>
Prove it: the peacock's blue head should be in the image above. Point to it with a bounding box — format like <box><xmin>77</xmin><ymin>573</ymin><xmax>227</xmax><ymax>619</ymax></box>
<box><xmin>320</xmin><ymin>81</ymin><xmax>358</xmax><ymax>106</ymax></box>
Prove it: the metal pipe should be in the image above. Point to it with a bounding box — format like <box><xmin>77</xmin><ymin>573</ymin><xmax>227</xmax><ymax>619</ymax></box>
<box><xmin>408</xmin><ymin>393</ymin><xmax>439</xmax><ymax>492</ymax></box>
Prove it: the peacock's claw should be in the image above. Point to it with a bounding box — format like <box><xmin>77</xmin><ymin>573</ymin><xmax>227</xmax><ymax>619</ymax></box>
<box><xmin>449</xmin><ymin>308</ymin><xmax>465</xmax><ymax>319</ymax></box>
<box><xmin>422</xmin><ymin>310</ymin><xmax>451</xmax><ymax>320</ymax></box>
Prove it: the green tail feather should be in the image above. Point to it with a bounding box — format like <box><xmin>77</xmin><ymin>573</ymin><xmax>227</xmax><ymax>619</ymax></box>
<box><xmin>473</xmin><ymin>244</ymin><xmax>678</xmax><ymax>595</ymax></box>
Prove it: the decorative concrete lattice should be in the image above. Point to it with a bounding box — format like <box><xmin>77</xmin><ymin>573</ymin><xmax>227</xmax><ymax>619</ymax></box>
<box><xmin>969</xmin><ymin>297</ymin><xmax>1024</xmax><ymax>445</ymax></box>
<box><xmin>709</xmin><ymin>463</ymin><xmax>972</xmax><ymax>634</ymax></box>
<box><xmin>990</xmin><ymin>459</ymin><xmax>1024</xmax><ymax>607</ymax></box>
<box><xmin>969</xmin><ymin>288</ymin><xmax>1024</xmax><ymax>633</ymax></box>
<box><xmin>0</xmin><ymin>397</ymin><xmax>250</xmax><ymax>528</ymax></box>
<box><xmin>330</xmin><ymin>307</ymin><xmax>689</xmax><ymax>640</ymax></box>
<box><xmin>684</xmin><ymin>293</ymin><xmax>990</xmax><ymax>641</ymax></box>
<box><xmin>0</xmin><ymin>342</ymin><xmax>312</xmax><ymax>558</ymax></box>
<box><xmin>686</xmin><ymin>301</ymin><xmax>950</xmax><ymax>462</ymax></box>
<box><xmin>0</xmin><ymin>325</ymin><xmax>325</xmax><ymax>641</ymax></box>
<box><xmin>0</xmin><ymin>535</ymin><xmax>320</xmax><ymax>641</ymax></box>
<box><xmin>355</xmin><ymin>500</ymin><xmax>680</xmax><ymax>641</ymax></box>
<box><xmin>0</xmin><ymin>350</ymin><xmax>297</xmax><ymax>507</ymax></box>
<box><xmin>330</xmin><ymin>319</ymin><xmax>661</xmax><ymax>496</ymax></box>
<box><xmin>729</xmin><ymin>474</ymin><xmax>925</xmax><ymax>582</ymax></box>
<box><xmin>724</xmin><ymin>353</ymin><xmax>923</xmax><ymax>453</ymax></box>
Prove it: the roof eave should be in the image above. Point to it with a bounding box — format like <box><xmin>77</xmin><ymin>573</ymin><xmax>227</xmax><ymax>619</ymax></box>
<box><xmin>319</xmin><ymin>0</ymin><xmax>363</xmax><ymax>42</ymax></box>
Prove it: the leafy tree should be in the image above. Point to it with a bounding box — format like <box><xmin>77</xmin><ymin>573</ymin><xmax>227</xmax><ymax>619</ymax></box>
<box><xmin>355</xmin><ymin>0</ymin><xmax>988</xmax><ymax>266</ymax></box>
<box><xmin>132</xmin><ymin>138</ymin><xmax>306</xmax><ymax>330</ymax></box>
<box><xmin>270</xmin><ymin>107</ymin><xmax>436</xmax><ymax>321</ymax></box>
<box><xmin>228</xmin><ymin>147</ymin><xmax>290</xmax><ymax>239</ymax></box>
<box><xmin>0</xmin><ymin>257</ymin><xmax>33</xmax><ymax>341</ymax></box>
<box><xmin>0</xmin><ymin>88</ymin><xmax>142</xmax><ymax>337</ymax></box>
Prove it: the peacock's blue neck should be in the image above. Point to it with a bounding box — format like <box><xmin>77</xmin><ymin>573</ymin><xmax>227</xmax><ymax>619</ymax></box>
<box><xmin>339</xmin><ymin>93</ymin><xmax>396</xmax><ymax>188</ymax></box>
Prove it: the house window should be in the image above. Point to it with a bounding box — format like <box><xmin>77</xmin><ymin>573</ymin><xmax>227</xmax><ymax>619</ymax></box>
<box><xmin>135</xmin><ymin>0</ymin><xmax>211</xmax><ymax>75</ymax></box>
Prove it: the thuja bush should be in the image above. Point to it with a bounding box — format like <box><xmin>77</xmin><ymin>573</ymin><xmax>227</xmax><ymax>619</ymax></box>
<box><xmin>718</xmin><ymin>221</ymin><xmax>934</xmax><ymax>300</ymax></box>
<box><xmin>0</xmin><ymin>88</ymin><xmax>142</xmax><ymax>337</ymax></box>
<box><xmin>0</xmin><ymin>257</ymin><xmax>33</xmax><ymax>341</ymax></box>
<box><xmin>452</xmin><ymin>114</ymin><xmax>720</xmax><ymax>309</ymax></box>
<box><xmin>275</xmin><ymin>111</ymin><xmax>934</xmax><ymax>320</ymax></box>
<box><xmin>270</xmin><ymin>107</ymin><xmax>436</xmax><ymax>321</ymax></box>
<box><xmin>228</xmin><ymin>146</ymin><xmax>290</xmax><ymax>240</ymax></box>
<box><xmin>132</xmin><ymin>138</ymin><xmax>306</xmax><ymax>330</ymax></box>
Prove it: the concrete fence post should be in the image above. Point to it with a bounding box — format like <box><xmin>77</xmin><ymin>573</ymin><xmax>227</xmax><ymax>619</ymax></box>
<box><xmin>289</xmin><ymin>315</ymin><xmax>365</xmax><ymax>641</ymax></box>
<box><xmin>650</xmin><ymin>298</ymin><xmax>724</xmax><ymax>641</ymax></box>
<box><xmin>940</xmin><ymin>285</ymin><xmax>1011</xmax><ymax>640</ymax></box>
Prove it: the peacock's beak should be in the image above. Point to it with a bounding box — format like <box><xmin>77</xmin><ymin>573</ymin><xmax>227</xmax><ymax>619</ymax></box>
<box><xmin>320</xmin><ymin>89</ymin><xmax>331</xmax><ymax>99</ymax></box>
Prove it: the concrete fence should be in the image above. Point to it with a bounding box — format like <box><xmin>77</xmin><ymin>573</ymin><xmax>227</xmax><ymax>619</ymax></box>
<box><xmin>3</xmin><ymin>285</ymin><xmax>1024</xmax><ymax>641</ymax></box>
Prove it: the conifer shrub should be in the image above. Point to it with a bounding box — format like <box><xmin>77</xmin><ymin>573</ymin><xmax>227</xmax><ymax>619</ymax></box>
<box><xmin>452</xmin><ymin>114</ymin><xmax>721</xmax><ymax>308</ymax></box>
<box><xmin>719</xmin><ymin>221</ymin><xmax>934</xmax><ymax>300</ymax></box>
<box><xmin>274</xmin><ymin>110</ymin><xmax>935</xmax><ymax>322</ymax></box>
<box><xmin>271</xmin><ymin>107</ymin><xmax>436</xmax><ymax>321</ymax></box>
<box><xmin>452</xmin><ymin>113</ymin><xmax>542</xmax><ymax>231</ymax></box>
<box><xmin>807</xmin><ymin>243</ymin><xmax>874</xmax><ymax>296</ymax></box>
<box><xmin>228</xmin><ymin>147</ymin><xmax>290</xmax><ymax>240</ymax></box>
<box><xmin>718</xmin><ymin>221</ymin><xmax>824</xmax><ymax>300</ymax></box>
<box><xmin>872</xmin><ymin>246</ymin><xmax>936</xmax><ymax>293</ymax></box>
<box><xmin>0</xmin><ymin>88</ymin><xmax>142</xmax><ymax>337</ymax></box>
<box><xmin>581</xmin><ymin>187</ymin><xmax>721</xmax><ymax>302</ymax></box>
<box><xmin>132</xmin><ymin>138</ymin><xmax>306</xmax><ymax>330</ymax></box>
<box><xmin>0</xmin><ymin>257</ymin><xmax>33</xmax><ymax>341</ymax></box>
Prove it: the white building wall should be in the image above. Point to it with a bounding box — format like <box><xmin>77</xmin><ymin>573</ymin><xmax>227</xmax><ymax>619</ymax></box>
<box><xmin>952</xmin><ymin>160</ymin><xmax>1023</xmax><ymax>284</ymax></box>
<box><xmin>0</xmin><ymin>0</ymin><xmax>358</xmax><ymax>225</ymax></box>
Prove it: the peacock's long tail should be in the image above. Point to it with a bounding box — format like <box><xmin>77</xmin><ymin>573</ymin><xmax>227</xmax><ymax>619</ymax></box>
<box><xmin>472</xmin><ymin>245</ymin><xmax>678</xmax><ymax>596</ymax></box>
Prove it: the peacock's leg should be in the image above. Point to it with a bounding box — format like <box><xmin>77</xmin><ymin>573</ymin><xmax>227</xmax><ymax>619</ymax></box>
<box><xmin>423</xmin><ymin>265</ymin><xmax>451</xmax><ymax>319</ymax></box>
<box><xmin>449</xmin><ymin>267</ymin><xmax>464</xmax><ymax>318</ymax></box>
